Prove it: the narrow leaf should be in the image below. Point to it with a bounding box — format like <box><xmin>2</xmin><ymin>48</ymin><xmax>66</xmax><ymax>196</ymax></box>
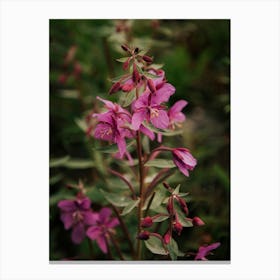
<box><xmin>121</xmin><ymin>198</ymin><xmax>140</xmax><ymax>216</ymax></box>
<box><xmin>145</xmin><ymin>159</ymin><xmax>176</xmax><ymax>168</ymax></box>
<box><xmin>116</xmin><ymin>57</ymin><xmax>130</xmax><ymax>63</ymax></box>
<box><xmin>100</xmin><ymin>190</ymin><xmax>131</xmax><ymax>207</ymax></box>
<box><xmin>153</xmin><ymin>215</ymin><xmax>169</xmax><ymax>222</ymax></box>
<box><xmin>144</xmin><ymin>236</ymin><xmax>168</xmax><ymax>255</ymax></box>
<box><xmin>50</xmin><ymin>156</ymin><xmax>70</xmax><ymax>168</ymax></box>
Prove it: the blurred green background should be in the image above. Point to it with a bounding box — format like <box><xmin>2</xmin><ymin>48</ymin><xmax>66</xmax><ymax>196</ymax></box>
<box><xmin>49</xmin><ymin>19</ymin><xmax>230</xmax><ymax>260</ymax></box>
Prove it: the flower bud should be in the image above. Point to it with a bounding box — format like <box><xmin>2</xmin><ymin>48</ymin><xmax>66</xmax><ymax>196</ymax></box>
<box><xmin>121</xmin><ymin>44</ymin><xmax>130</xmax><ymax>52</ymax></box>
<box><xmin>58</xmin><ymin>74</ymin><xmax>68</xmax><ymax>84</ymax></box>
<box><xmin>163</xmin><ymin>232</ymin><xmax>171</xmax><ymax>244</ymax></box>
<box><xmin>123</xmin><ymin>58</ymin><xmax>130</xmax><ymax>70</ymax></box>
<box><xmin>192</xmin><ymin>216</ymin><xmax>205</xmax><ymax>226</ymax></box>
<box><xmin>173</xmin><ymin>221</ymin><xmax>183</xmax><ymax>235</ymax></box>
<box><xmin>141</xmin><ymin>216</ymin><xmax>153</xmax><ymax>228</ymax></box>
<box><xmin>166</xmin><ymin>198</ymin><xmax>173</xmax><ymax>215</ymax></box>
<box><xmin>134</xmin><ymin>47</ymin><xmax>139</xmax><ymax>54</ymax></box>
<box><xmin>178</xmin><ymin>198</ymin><xmax>189</xmax><ymax>215</ymax></box>
<box><xmin>109</xmin><ymin>82</ymin><xmax>121</xmax><ymax>95</ymax></box>
<box><xmin>142</xmin><ymin>55</ymin><xmax>153</xmax><ymax>63</ymax></box>
<box><xmin>132</xmin><ymin>63</ymin><xmax>141</xmax><ymax>84</ymax></box>
<box><xmin>147</xmin><ymin>78</ymin><xmax>156</xmax><ymax>93</ymax></box>
<box><xmin>138</xmin><ymin>231</ymin><xmax>150</xmax><ymax>240</ymax></box>
<box><xmin>122</xmin><ymin>83</ymin><xmax>134</xmax><ymax>92</ymax></box>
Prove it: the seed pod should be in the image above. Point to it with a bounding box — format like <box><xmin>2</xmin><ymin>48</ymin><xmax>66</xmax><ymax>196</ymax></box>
<box><xmin>109</xmin><ymin>82</ymin><xmax>121</xmax><ymax>95</ymax></box>
<box><xmin>142</xmin><ymin>55</ymin><xmax>153</xmax><ymax>63</ymax></box>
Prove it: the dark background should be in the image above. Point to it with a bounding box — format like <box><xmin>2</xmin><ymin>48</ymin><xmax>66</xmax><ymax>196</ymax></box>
<box><xmin>49</xmin><ymin>19</ymin><xmax>230</xmax><ymax>260</ymax></box>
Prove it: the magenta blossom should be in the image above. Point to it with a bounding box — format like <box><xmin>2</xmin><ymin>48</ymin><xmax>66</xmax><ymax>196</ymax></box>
<box><xmin>86</xmin><ymin>207</ymin><xmax>119</xmax><ymax>254</ymax></box>
<box><xmin>168</xmin><ymin>100</ymin><xmax>188</xmax><ymax>129</ymax></box>
<box><xmin>195</xmin><ymin>242</ymin><xmax>221</xmax><ymax>260</ymax></box>
<box><xmin>57</xmin><ymin>196</ymin><xmax>96</xmax><ymax>244</ymax></box>
<box><xmin>172</xmin><ymin>148</ymin><xmax>197</xmax><ymax>176</ymax></box>
<box><xmin>93</xmin><ymin>97</ymin><xmax>134</xmax><ymax>157</ymax></box>
<box><xmin>131</xmin><ymin>82</ymin><xmax>175</xmax><ymax>130</ymax></box>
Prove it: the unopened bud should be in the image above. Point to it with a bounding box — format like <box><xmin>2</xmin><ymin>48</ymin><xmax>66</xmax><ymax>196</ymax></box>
<box><xmin>132</xmin><ymin>63</ymin><xmax>141</xmax><ymax>84</ymax></box>
<box><xmin>58</xmin><ymin>74</ymin><xmax>68</xmax><ymax>84</ymax></box>
<box><xmin>122</xmin><ymin>83</ymin><xmax>134</xmax><ymax>92</ymax></box>
<box><xmin>178</xmin><ymin>198</ymin><xmax>189</xmax><ymax>215</ymax></box>
<box><xmin>121</xmin><ymin>44</ymin><xmax>130</xmax><ymax>52</ymax></box>
<box><xmin>141</xmin><ymin>216</ymin><xmax>153</xmax><ymax>228</ymax></box>
<box><xmin>142</xmin><ymin>55</ymin><xmax>153</xmax><ymax>63</ymax></box>
<box><xmin>123</xmin><ymin>58</ymin><xmax>130</xmax><ymax>71</ymax></box>
<box><xmin>147</xmin><ymin>78</ymin><xmax>156</xmax><ymax>93</ymax></box>
<box><xmin>138</xmin><ymin>231</ymin><xmax>150</xmax><ymax>240</ymax></box>
<box><xmin>109</xmin><ymin>82</ymin><xmax>121</xmax><ymax>95</ymax></box>
<box><xmin>134</xmin><ymin>47</ymin><xmax>139</xmax><ymax>54</ymax></box>
<box><xmin>173</xmin><ymin>221</ymin><xmax>183</xmax><ymax>235</ymax></box>
<box><xmin>163</xmin><ymin>232</ymin><xmax>171</xmax><ymax>245</ymax></box>
<box><xmin>166</xmin><ymin>198</ymin><xmax>174</xmax><ymax>215</ymax></box>
<box><xmin>192</xmin><ymin>216</ymin><xmax>205</xmax><ymax>226</ymax></box>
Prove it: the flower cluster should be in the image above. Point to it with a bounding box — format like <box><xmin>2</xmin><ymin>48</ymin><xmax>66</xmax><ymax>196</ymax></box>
<box><xmin>58</xmin><ymin>192</ymin><xmax>119</xmax><ymax>253</ymax></box>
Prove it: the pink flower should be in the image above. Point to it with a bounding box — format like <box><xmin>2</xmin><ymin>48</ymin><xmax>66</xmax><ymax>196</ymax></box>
<box><xmin>57</xmin><ymin>196</ymin><xmax>96</xmax><ymax>244</ymax></box>
<box><xmin>131</xmin><ymin>82</ymin><xmax>175</xmax><ymax>130</ymax></box>
<box><xmin>93</xmin><ymin>97</ymin><xmax>134</xmax><ymax>157</ymax></box>
<box><xmin>86</xmin><ymin>208</ymin><xmax>119</xmax><ymax>254</ymax></box>
<box><xmin>195</xmin><ymin>242</ymin><xmax>221</xmax><ymax>260</ymax></box>
<box><xmin>168</xmin><ymin>100</ymin><xmax>188</xmax><ymax>129</ymax></box>
<box><xmin>172</xmin><ymin>148</ymin><xmax>197</xmax><ymax>176</ymax></box>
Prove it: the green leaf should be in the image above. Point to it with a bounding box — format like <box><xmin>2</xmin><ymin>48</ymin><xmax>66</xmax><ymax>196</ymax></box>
<box><xmin>145</xmin><ymin>159</ymin><xmax>176</xmax><ymax>168</ymax></box>
<box><xmin>50</xmin><ymin>156</ymin><xmax>70</xmax><ymax>168</ymax></box>
<box><xmin>116</xmin><ymin>57</ymin><xmax>129</xmax><ymax>63</ymax></box>
<box><xmin>175</xmin><ymin>204</ymin><xmax>193</xmax><ymax>227</ymax></box>
<box><xmin>119</xmin><ymin>90</ymin><xmax>136</xmax><ymax>107</ymax></box>
<box><xmin>153</xmin><ymin>215</ymin><xmax>169</xmax><ymax>222</ymax></box>
<box><xmin>100</xmin><ymin>190</ymin><xmax>131</xmax><ymax>207</ymax></box>
<box><xmin>149</xmin><ymin>63</ymin><xmax>164</xmax><ymax>69</ymax></box>
<box><xmin>94</xmin><ymin>140</ymin><xmax>135</xmax><ymax>154</ymax></box>
<box><xmin>143</xmin><ymin>122</ymin><xmax>183</xmax><ymax>136</ymax></box>
<box><xmin>144</xmin><ymin>72</ymin><xmax>161</xmax><ymax>79</ymax></box>
<box><xmin>150</xmin><ymin>186</ymin><xmax>167</xmax><ymax>209</ymax></box>
<box><xmin>144</xmin><ymin>236</ymin><xmax>168</xmax><ymax>255</ymax></box>
<box><xmin>173</xmin><ymin>184</ymin><xmax>181</xmax><ymax>195</ymax></box>
<box><xmin>167</xmin><ymin>238</ymin><xmax>185</xmax><ymax>260</ymax></box>
<box><xmin>75</xmin><ymin>118</ymin><xmax>87</xmax><ymax>132</ymax></box>
<box><xmin>138</xmin><ymin>49</ymin><xmax>148</xmax><ymax>56</ymax></box>
<box><xmin>49</xmin><ymin>173</ymin><xmax>64</xmax><ymax>185</ymax></box>
<box><xmin>63</xmin><ymin>159</ymin><xmax>95</xmax><ymax>169</ymax></box>
<box><xmin>121</xmin><ymin>198</ymin><xmax>140</xmax><ymax>216</ymax></box>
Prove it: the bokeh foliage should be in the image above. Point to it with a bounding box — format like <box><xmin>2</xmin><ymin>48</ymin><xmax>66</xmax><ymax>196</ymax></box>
<box><xmin>50</xmin><ymin>19</ymin><xmax>230</xmax><ymax>260</ymax></box>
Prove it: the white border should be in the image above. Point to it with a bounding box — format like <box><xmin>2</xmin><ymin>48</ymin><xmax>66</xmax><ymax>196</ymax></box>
<box><xmin>1</xmin><ymin>0</ymin><xmax>279</xmax><ymax>279</ymax></box>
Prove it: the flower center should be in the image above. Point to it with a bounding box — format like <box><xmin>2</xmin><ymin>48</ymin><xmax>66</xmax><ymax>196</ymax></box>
<box><xmin>149</xmin><ymin>108</ymin><xmax>159</xmax><ymax>119</ymax></box>
<box><xmin>72</xmin><ymin>211</ymin><xmax>84</xmax><ymax>223</ymax></box>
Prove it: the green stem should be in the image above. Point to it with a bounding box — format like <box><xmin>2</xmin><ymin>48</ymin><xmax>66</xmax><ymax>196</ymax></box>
<box><xmin>109</xmin><ymin>233</ymin><xmax>125</xmax><ymax>260</ymax></box>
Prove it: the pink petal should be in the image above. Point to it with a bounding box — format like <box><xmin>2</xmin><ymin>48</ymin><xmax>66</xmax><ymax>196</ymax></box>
<box><xmin>60</xmin><ymin>213</ymin><xmax>73</xmax><ymax>230</ymax></box>
<box><xmin>71</xmin><ymin>222</ymin><xmax>85</xmax><ymax>244</ymax></box>
<box><xmin>116</xmin><ymin>135</ymin><xmax>127</xmax><ymax>158</ymax></box>
<box><xmin>94</xmin><ymin>111</ymin><xmax>114</xmax><ymax>124</ymax></box>
<box><xmin>58</xmin><ymin>200</ymin><xmax>76</xmax><ymax>212</ymax></box>
<box><xmin>169</xmin><ymin>100</ymin><xmax>188</xmax><ymax>114</ymax></box>
<box><xmin>83</xmin><ymin>212</ymin><xmax>98</xmax><ymax>226</ymax></box>
<box><xmin>86</xmin><ymin>226</ymin><xmax>101</xmax><ymax>240</ymax></box>
<box><xmin>97</xmin><ymin>236</ymin><xmax>107</xmax><ymax>254</ymax></box>
<box><xmin>180</xmin><ymin>151</ymin><xmax>197</xmax><ymax>169</ymax></box>
<box><xmin>131</xmin><ymin>110</ymin><xmax>147</xmax><ymax>130</ymax></box>
<box><xmin>96</xmin><ymin>96</ymin><xmax>115</xmax><ymax>110</ymax></box>
<box><xmin>94</xmin><ymin>123</ymin><xmax>114</xmax><ymax>142</ymax></box>
<box><xmin>150</xmin><ymin>109</ymin><xmax>169</xmax><ymax>129</ymax></box>
<box><xmin>106</xmin><ymin>218</ymin><xmax>119</xmax><ymax>229</ymax></box>
<box><xmin>139</xmin><ymin>124</ymin><xmax>155</xmax><ymax>140</ymax></box>
<box><xmin>79</xmin><ymin>197</ymin><xmax>91</xmax><ymax>210</ymax></box>
<box><xmin>133</xmin><ymin>92</ymin><xmax>149</xmax><ymax>109</ymax></box>
<box><xmin>157</xmin><ymin>133</ymin><xmax>162</xmax><ymax>143</ymax></box>
<box><xmin>99</xmin><ymin>207</ymin><xmax>112</xmax><ymax>222</ymax></box>
<box><xmin>173</xmin><ymin>157</ymin><xmax>190</xmax><ymax>177</ymax></box>
<box><xmin>205</xmin><ymin>242</ymin><xmax>221</xmax><ymax>253</ymax></box>
<box><xmin>152</xmin><ymin>83</ymin><xmax>175</xmax><ymax>105</ymax></box>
